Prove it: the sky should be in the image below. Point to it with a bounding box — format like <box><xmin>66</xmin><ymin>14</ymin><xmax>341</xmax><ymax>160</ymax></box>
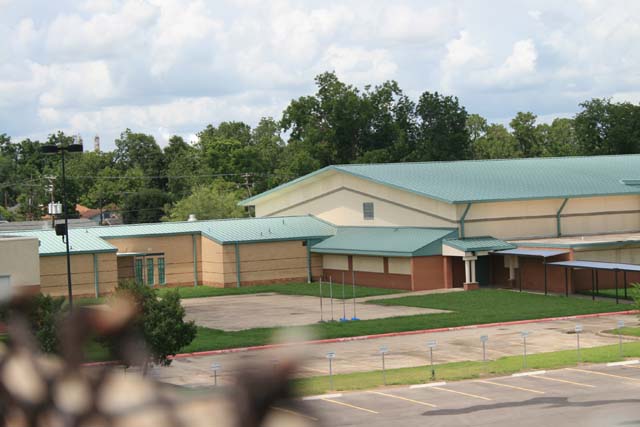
<box><xmin>1</xmin><ymin>0</ymin><xmax>639</xmax><ymax>150</ymax></box>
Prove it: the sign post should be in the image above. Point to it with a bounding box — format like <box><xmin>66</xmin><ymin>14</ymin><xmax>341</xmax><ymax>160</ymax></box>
<box><xmin>618</xmin><ymin>320</ymin><xmax>625</xmax><ymax>357</ymax></box>
<box><xmin>327</xmin><ymin>352</ymin><xmax>336</xmax><ymax>390</ymax></box>
<box><xmin>521</xmin><ymin>331</ymin><xmax>529</xmax><ymax>369</ymax></box>
<box><xmin>380</xmin><ymin>346</ymin><xmax>389</xmax><ymax>385</ymax></box>
<box><xmin>480</xmin><ymin>335</ymin><xmax>488</xmax><ymax>363</ymax></box>
<box><xmin>211</xmin><ymin>362</ymin><xmax>221</xmax><ymax>386</ymax></box>
<box><xmin>575</xmin><ymin>324</ymin><xmax>583</xmax><ymax>362</ymax></box>
<box><xmin>427</xmin><ymin>340</ymin><xmax>437</xmax><ymax>380</ymax></box>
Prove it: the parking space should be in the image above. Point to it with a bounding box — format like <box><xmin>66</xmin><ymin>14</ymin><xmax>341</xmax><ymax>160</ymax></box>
<box><xmin>283</xmin><ymin>363</ymin><xmax>640</xmax><ymax>426</ymax></box>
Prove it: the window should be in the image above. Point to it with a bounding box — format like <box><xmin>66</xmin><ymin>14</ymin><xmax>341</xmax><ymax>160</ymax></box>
<box><xmin>146</xmin><ymin>258</ymin><xmax>154</xmax><ymax>286</ymax></box>
<box><xmin>158</xmin><ymin>257</ymin><xmax>166</xmax><ymax>285</ymax></box>
<box><xmin>363</xmin><ymin>202</ymin><xmax>374</xmax><ymax>220</ymax></box>
<box><xmin>135</xmin><ymin>258</ymin><xmax>144</xmax><ymax>284</ymax></box>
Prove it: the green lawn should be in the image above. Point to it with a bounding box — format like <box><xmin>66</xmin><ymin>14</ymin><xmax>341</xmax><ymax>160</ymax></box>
<box><xmin>76</xmin><ymin>282</ymin><xmax>403</xmax><ymax>306</ymax></box>
<box><xmin>611</xmin><ymin>326</ymin><xmax>640</xmax><ymax>337</ymax></box>
<box><xmin>176</xmin><ymin>289</ymin><xmax>627</xmax><ymax>354</ymax></box>
<box><xmin>293</xmin><ymin>341</ymin><xmax>640</xmax><ymax>396</ymax></box>
<box><xmin>577</xmin><ymin>288</ymin><xmax>637</xmax><ymax>301</ymax></box>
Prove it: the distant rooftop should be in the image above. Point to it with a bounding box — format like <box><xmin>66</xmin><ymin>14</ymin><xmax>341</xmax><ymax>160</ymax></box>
<box><xmin>241</xmin><ymin>154</ymin><xmax>640</xmax><ymax>205</ymax></box>
<box><xmin>0</xmin><ymin>219</ymin><xmax>96</xmax><ymax>232</ymax></box>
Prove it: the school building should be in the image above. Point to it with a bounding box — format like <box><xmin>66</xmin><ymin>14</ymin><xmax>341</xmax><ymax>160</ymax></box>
<box><xmin>3</xmin><ymin>154</ymin><xmax>640</xmax><ymax>297</ymax></box>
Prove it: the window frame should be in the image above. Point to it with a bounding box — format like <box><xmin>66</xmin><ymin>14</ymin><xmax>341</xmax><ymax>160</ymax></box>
<box><xmin>363</xmin><ymin>202</ymin><xmax>374</xmax><ymax>220</ymax></box>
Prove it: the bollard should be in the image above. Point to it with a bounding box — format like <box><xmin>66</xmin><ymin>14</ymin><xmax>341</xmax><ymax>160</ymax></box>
<box><xmin>380</xmin><ymin>346</ymin><xmax>389</xmax><ymax>386</ymax></box>
<box><xmin>427</xmin><ymin>340</ymin><xmax>437</xmax><ymax>380</ymax></box>
<box><xmin>211</xmin><ymin>362</ymin><xmax>221</xmax><ymax>386</ymax></box>
<box><xmin>575</xmin><ymin>324</ymin><xmax>583</xmax><ymax>362</ymax></box>
<box><xmin>327</xmin><ymin>352</ymin><xmax>336</xmax><ymax>390</ymax></box>
<box><xmin>521</xmin><ymin>331</ymin><xmax>529</xmax><ymax>369</ymax></box>
<box><xmin>480</xmin><ymin>335</ymin><xmax>488</xmax><ymax>363</ymax></box>
<box><xmin>618</xmin><ymin>320</ymin><xmax>625</xmax><ymax>357</ymax></box>
<box><xmin>319</xmin><ymin>279</ymin><xmax>325</xmax><ymax>323</ymax></box>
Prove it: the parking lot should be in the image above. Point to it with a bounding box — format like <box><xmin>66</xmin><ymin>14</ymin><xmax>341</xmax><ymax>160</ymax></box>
<box><xmin>267</xmin><ymin>363</ymin><xmax>640</xmax><ymax>426</ymax></box>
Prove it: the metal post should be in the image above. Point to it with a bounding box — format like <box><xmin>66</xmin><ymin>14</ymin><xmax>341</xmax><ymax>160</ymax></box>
<box><xmin>519</xmin><ymin>265</ymin><xmax>522</xmax><ymax>292</ymax></box>
<box><xmin>329</xmin><ymin>276</ymin><xmax>334</xmax><ymax>321</ymax></box>
<box><xmin>521</xmin><ymin>331</ymin><xmax>529</xmax><ymax>369</ymax></box>
<box><xmin>327</xmin><ymin>352</ymin><xmax>335</xmax><ymax>390</ymax></box>
<box><xmin>618</xmin><ymin>320</ymin><xmax>625</xmax><ymax>357</ymax></box>
<box><xmin>427</xmin><ymin>340</ymin><xmax>436</xmax><ymax>380</ymax></box>
<box><xmin>575</xmin><ymin>324</ymin><xmax>582</xmax><ymax>362</ymax></box>
<box><xmin>595</xmin><ymin>269</ymin><xmax>599</xmax><ymax>293</ymax></box>
<box><xmin>351</xmin><ymin>269</ymin><xmax>359</xmax><ymax>320</ymax></box>
<box><xmin>61</xmin><ymin>148</ymin><xmax>73</xmax><ymax>308</ymax></box>
<box><xmin>340</xmin><ymin>272</ymin><xmax>347</xmax><ymax>322</ymax></box>
<box><xmin>624</xmin><ymin>270</ymin><xmax>628</xmax><ymax>299</ymax></box>
<box><xmin>615</xmin><ymin>269</ymin><xmax>619</xmax><ymax>304</ymax></box>
<box><xmin>591</xmin><ymin>269</ymin><xmax>595</xmax><ymax>301</ymax></box>
<box><xmin>380</xmin><ymin>346</ymin><xmax>388</xmax><ymax>386</ymax></box>
<box><xmin>319</xmin><ymin>279</ymin><xmax>324</xmax><ymax>323</ymax></box>
<box><xmin>543</xmin><ymin>261</ymin><xmax>548</xmax><ymax>296</ymax></box>
<box><xmin>480</xmin><ymin>335</ymin><xmax>488</xmax><ymax>362</ymax></box>
<box><xmin>211</xmin><ymin>362</ymin><xmax>221</xmax><ymax>386</ymax></box>
<box><xmin>564</xmin><ymin>267</ymin><xmax>569</xmax><ymax>297</ymax></box>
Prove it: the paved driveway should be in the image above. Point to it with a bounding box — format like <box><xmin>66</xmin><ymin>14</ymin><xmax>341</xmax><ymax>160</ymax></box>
<box><xmin>182</xmin><ymin>293</ymin><xmax>450</xmax><ymax>331</ymax></box>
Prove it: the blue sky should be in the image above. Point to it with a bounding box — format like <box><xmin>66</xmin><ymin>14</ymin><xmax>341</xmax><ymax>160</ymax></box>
<box><xmin>1</xmin><ymin>0</ymin><xmax>639</xmax><ymax>150</ymax></box>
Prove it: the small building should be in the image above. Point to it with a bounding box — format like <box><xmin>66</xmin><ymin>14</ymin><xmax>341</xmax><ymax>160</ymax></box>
<box><xmin>0</xmin><ymin>235</ymin><xmax>40</xmax><ymax>296</ymax></box>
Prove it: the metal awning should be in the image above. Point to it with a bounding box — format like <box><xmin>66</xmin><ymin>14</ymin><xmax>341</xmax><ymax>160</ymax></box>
<box><xmin>547</xmin><ymin>260</ymin><xmax>640</xmax><ymax>272</ymax></box>
<box><xmin>443</xmin><ymin>236</ymin><xmax>516</xmax><ymax>252</ymax></box>
<box><xmin>496</xmin><ymin>248</ymin><xmax>570</xmax><ymax>258</ymax></box>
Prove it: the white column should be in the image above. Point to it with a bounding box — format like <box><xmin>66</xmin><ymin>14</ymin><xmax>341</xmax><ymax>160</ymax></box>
<box><xmin>471</xmin><ymin>259</ymin><xmax>476</xmax><ymax>283</ymax></box>
<box><xmin>464</xmin><ymin>259</ymin><xmax>471</xmax><ymax>283</ymax></box>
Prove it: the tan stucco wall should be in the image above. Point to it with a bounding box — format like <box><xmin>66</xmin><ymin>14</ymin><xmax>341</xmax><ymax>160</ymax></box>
<box><xmin>40</xmin><ymin>253</ymin><xmax>117</xmax><ymax>297</ymax></box>
<box><xmin>254</xmin><ymin>170</ymin><xmax>457</xmax><ymax>227</ymax></box>
<box><xmin>0</xmin><ymin>237</ymin><xmax>40</xmax><ymax>287</ymax></box>
<box><xmin>353</xmin><ymin>255</ymin><xmax>384</xmax><ymax>273</ymax></box>
<box><xmin>573</xmin><ymin>245</ymin><xmax>640</xmax><ymax>264</ymax></box>
<box><xmin>106</xmin><ymin>234</ymin><xmax>199</xmax><ymax>286</ymax></box>
<box><xmin>228</xmin><ymin>240</ymin><xmax>312</xmax><ymax>285</ymax></box>
<box><xmin>200</xmin><ymin>237</ymin><xmax>226</xmax><ymax>286</ymax></box>
<box><xmin>323</xmin><ymin>254</ymin><xmax>349</xmax><ymax>270</ymax></box>
<box><xmin>388</xmin><ymin>257</ymin><xmax>411</xmax><ymax>274</ymax></box>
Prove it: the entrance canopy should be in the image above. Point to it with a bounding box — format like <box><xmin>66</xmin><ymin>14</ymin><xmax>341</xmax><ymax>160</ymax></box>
<box><xmin>547</xmin><ymin>260</ymin><xmax>640</xmax><ymax>272</ymax></box>
<box><xmin>496</xmin><ymin>248</ymin><xmax>569</xmax><ymax>258</ymax></box>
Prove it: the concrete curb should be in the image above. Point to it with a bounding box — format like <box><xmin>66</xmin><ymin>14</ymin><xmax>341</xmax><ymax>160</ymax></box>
<box><xmin>83</xmin><ymin>309</ymin><xmax>639</xmax><ymax>367</ymax></box>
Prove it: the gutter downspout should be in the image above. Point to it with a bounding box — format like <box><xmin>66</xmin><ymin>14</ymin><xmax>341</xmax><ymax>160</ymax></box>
<box><xmin>93</xmin><ymin>253</ymin><xmax>99</xmax><ymax>298</ymax></box>
<box><xmin>235</xmin><ymin>242</ymin><xmax>241</xmax><ymax>288</ymax></box>
<box><xmin>460</xmin><ymin>203</ymin><xmax>472</xmax><ymax>239</ymax></box>
<box><xmin>192</xmin><ymin>234</ymin><xmax>198</xmax><ymax>287</ymax></box>
<box><xmin>556</xmin><ymin>198</ymin><xmax>569</xmax><ymax>237</ymax></box>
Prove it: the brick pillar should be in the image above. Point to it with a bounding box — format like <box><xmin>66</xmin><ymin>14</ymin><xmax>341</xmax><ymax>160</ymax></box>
<box><xmin>443</xmin><ymin>257</ymin><xmax>453</xmax><ymax>289</ymax></box>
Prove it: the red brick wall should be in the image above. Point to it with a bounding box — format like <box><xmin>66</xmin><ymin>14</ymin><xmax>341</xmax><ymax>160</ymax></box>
<box><xmin>489</xmin><ymin>253</ymin><xmax>572</xmax><ymax>294</ymax></box>
<box><xmin>411</xmin><ymin>256</ymin><xmax>446</xmax><ymax>291</ymax></box>
<box><xmin>322</xmin><ymin>268</ymin><xmax>412</xmax><ymax>290</ymax></box>
<box><xmin>451</xmin><ymin>257</ymin><xmax>465</xmax><ymax>288</ymax></box>
<box><xmin>572</xmin><ymin>269</ymin><xmax>640</xmax><ymax>292</ymax></box>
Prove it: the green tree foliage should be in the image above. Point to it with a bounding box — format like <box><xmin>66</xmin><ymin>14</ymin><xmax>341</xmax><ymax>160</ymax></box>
<box><xmin>114</xmin><ymin>129</ymin><xmax>165</xmax><ymax>188</ymax></box>
<box><xmin>414</xmin><ymin>92</ymin><xmax>470</xmax><ymax>161</ymax></box>
<box><xmin>575</xmin><ymin>98</ymin><xmax>640</xmax><ymax>155</ymax></box>
<box><xmin>473</xmin><ymin>124</ymin><xmax>521</xmax><ymax>159</ymax></box>
<box><xmin>164</xmin><ymin>179</ymin><xmax>246</xmax><ymax>221</ymax></box>
<box><xmin>111</xmin><ymin>280</ymin><xmax>196</xmax><ymax>366</ymax></box>
<box><xmin>510</xmin><ymin>112</ymin><xmax>540</xmax><ymax>157</ymax></box>
<box><xmin>122</xmin><ymin>188</ymin><xmax>172</xmax><ymax>224</ymax></box>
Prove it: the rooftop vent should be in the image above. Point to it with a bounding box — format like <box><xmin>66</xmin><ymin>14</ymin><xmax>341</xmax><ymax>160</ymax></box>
<box><xmin>187</xmin><ymin>214</ymin><xmax>197</xmax><ymax>222</ymax></box>
<box><xmin>620</xmin><ymin>179</ymin><xmax>640</xmax><ymax>186</ymax></box>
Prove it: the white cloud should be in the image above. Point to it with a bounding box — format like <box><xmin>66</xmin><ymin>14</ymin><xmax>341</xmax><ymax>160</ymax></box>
<box><xmin>320</xmin><ymin>46</ymin><xmax>398</xmax><ymax>84</ymax></box>
<box><xmin>496</xmin><ymin>39</ymin><xmax>537</xmax><ymax>80</ymax></box>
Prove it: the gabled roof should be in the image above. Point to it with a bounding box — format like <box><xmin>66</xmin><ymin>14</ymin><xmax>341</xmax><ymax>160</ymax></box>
<box><xmin>0</xmin><ymin>229</ymin><xmax>117</xmax><ymax>256</ymax></box>
<box><xmin>87</xmin><ymin>215</ymin><xmax>336</xmax><ymax>244</ymax></box>
<box><xmin>443</xmin><ymin>237</ymin><xmax>516</xmax><ymax>252</ymax></box>
<box><xmin>311</xmin><ymin>227</ymin><xmax>457</xmax><ymax>257</ymax></box>
<box><xmin>240</xmin><ymin>155</ymin><xmax>640</xmax><ymax>205</ymax></box>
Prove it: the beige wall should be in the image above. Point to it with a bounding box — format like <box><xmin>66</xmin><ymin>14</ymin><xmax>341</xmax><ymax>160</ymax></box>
<box><xmin>388</xmin><ymin>257</ymin><xmax>411</xmax><ymax>274</ymax></box>
<box><xmin>323</xmin><ymin>254</ymin><xmax>349</xmax><ymax>270</ymax></box>
<box><xmin>40</xmin><ymin>252</ymin><xmax>117</xmax><ymax>297</ymax></box>
<box><xmin>0</xmin><ymin>237</ymin><xmax>40</xmax><ymax>288</ymax></box>
<box><xmin>254</xmin><ymin>170</ymin><xmax>457</xmax><ymax>227</ymax></box>
<box><xmin>106</xmin><ymin>234</ymin><xmax>199</xmax><ymax>286</ymax></box>
<box><xmin>573</xmin><ymin>245</ymin><xmax>640</xmax><ymax>264</ymax></box>
<box><xmin>353</xmin><ymin>255</ymin><xmax>384</xmax><ymax>273</ymax></box>
<box><xmin>230</xmin><ymin>240</ymin><xmax>312</xmax><ymax>285</ymax></box>
<box><xmin>200</xmin><ymin>237</ymin><xmax>227</xmax><ymax>286</ymax></box>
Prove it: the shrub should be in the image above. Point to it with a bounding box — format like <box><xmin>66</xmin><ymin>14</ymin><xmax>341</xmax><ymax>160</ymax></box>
<box><xmin>111</xmin><ymin>280</ymin><xmax>197</xmax><ymax>366</ymax></box>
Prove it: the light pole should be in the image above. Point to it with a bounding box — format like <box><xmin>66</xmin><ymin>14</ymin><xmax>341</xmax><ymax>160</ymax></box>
<box><xmin>42</xmin><ymin>141</ymin><xmax>83</xmax><ymax>308</ymax></box>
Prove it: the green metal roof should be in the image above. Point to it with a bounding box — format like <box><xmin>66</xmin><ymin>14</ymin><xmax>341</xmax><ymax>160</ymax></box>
<box><xmin>240</xmin><ymin>155</ymin><xmax>640</xmax><ymax>205</ymax></box>
<box><xmin>311</xmin><ymin>227</ymin><xmax>457</xmax><ymax>257</ymax></box>
<box><xmin>444</xmin><ymin>237</ymin><xmax>516</xmax><ymax>252</ymax></box>
<box><xmin>0</xmin><ymin>229</ymin><xmax>117</xmax><ymax>256</ymax></box>
<box><xmin>87</xmin><ymin>215</ymin><xmax>336</xmax><ymax>244</ymax></box>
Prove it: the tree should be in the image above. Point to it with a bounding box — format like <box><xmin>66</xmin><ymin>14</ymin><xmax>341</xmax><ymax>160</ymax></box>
<box><xmin>114</xmin><ymin>129</ymin><xmax>165</xmax><ymax>188</ymax></box>
<box><xmin>122</xmin><ymin>188</ymin><xmax>172</xmax><ymax>224</ymax></box>
<box><xmin>164</xmin><ymin>136</ymin><xmax>205</xmax><ymax>198</ymax></box>
<box><xmin>110</xmin><ymin>280</ymin><xmax>196</xmax><ymax>367</ymax></box>
<box><xmin>466</xmin><ymin>114</ymin><xmax>488</xmax><ymax>146</ymax></box>
<box><xmin>473</xmin><ymin>124</ymin><xmax>521</xmax><ymax>159</ymax></box>
<box><xmin>164</xmin><ymin>179</ymin><xmax>246</xmax><ymax>221</ymax></box>
<box><xmin>413</xmin><ymin>91</ymin><xmax>470</xmax><ymax>161</ymax></box>
<box><xmin>536</xmin><ymin>118</ymin><xmax>579</xmax><ymax>157</ymax></box>
<box><xmin>574</xmin><ymin>98</ymin><xmax>640</xmax><ymax>155</ymax></box>
<box><xmin>510</xmin><ymin>112</ymin><xmax>540</xmax><ymax>157</ymax></box>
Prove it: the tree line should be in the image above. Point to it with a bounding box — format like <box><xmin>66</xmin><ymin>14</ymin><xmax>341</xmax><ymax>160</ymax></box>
<box><xmin>1</xmin><ymin>72</ymin><xmax>640</xmax><ymax>223</ymax></box>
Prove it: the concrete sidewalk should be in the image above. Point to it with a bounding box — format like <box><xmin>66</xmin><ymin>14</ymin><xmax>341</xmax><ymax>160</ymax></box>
<box><xmin>155</xmin><ymin>312</ymin><xmax>640</xmax><ymax>388</ymax></box>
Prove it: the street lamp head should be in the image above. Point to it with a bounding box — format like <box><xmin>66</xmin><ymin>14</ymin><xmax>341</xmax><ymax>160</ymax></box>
<box><xmin>41</xmin><ymin>145</ymin><xmax>59</xmax><ymax>154</ymax></box>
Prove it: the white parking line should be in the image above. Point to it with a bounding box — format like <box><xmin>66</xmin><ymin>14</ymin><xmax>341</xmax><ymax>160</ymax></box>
<box><xmin>368</xmin><ymin>391</ymin><xmax>437</xmax><ymax>408</ymax></box>
<box><xmin>409</xmin><ymin>382</ymin><xmax>447</xmax><ymax>389</ymax></box>
<box><xmin>303</xmin><ymin>393</ymin><xmax>343</xmax><ymax>401</ymax></box>
<box><xmin>430</xmin><ymin>386</ymin><xmax>492</xmax><ymax>401</ymax></box>
<box><xmin>475</xmin><ymin>380</ymin><xmax>544</xmax><ymax>394</ymax></box>
<box><xmin>512</xmin><ymin>370</ymin><xmax>547</xmax><ymax>377</ymax></box>
<box><xmin>607</xmin><ymin>360</ymin><xmax>640</xmax><ymax>367</ymax></box>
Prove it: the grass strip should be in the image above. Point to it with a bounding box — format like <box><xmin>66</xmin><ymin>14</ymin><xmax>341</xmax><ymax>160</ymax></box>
<box><xmin>292</xmin><ymin>341</ymin><xmax>640</xmax><ymax>396</ymax></box>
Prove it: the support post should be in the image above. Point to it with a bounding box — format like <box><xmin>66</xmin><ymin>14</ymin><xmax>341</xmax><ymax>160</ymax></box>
<box><xmin>624</xmin><ymin>270</ymin><xmax>628</xmax><ymax>299</ymax></box>
<box><xmin>61</xmin><ymin>149</ymin><xmax>73</xmax><ymax>308</ymax></box>
<box><xmin>306</xmin><ymin>240</ymin><xmax>312</xmax><ymax>283</ymax></box>
<box><xmin>543</xmin><ymin>261</ymin><xmax>548</xmax><ymax>296</ymax></box>
<box><xmin>615</xmin><ymin>269</ymin><xmax>619</xmax><ymax>304</ymax></box>
<box><xmin>519</xmin><ymin>264</ymin><xmax>523</xmax><ymax>292</ymax></box>
<box><xmin>564</xmin><ymin>267</ymin><xmax>569</xmax><ymax>297</ymax></box>
<box><xmin>591</xmin><ymin>269</ymin><xmax>595</xmax><ymax>301</ymax></box>
<box><xmin>235</xmin><ymin>242</ymin><xmax>241</xmax><ymax>288</ymax></box>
